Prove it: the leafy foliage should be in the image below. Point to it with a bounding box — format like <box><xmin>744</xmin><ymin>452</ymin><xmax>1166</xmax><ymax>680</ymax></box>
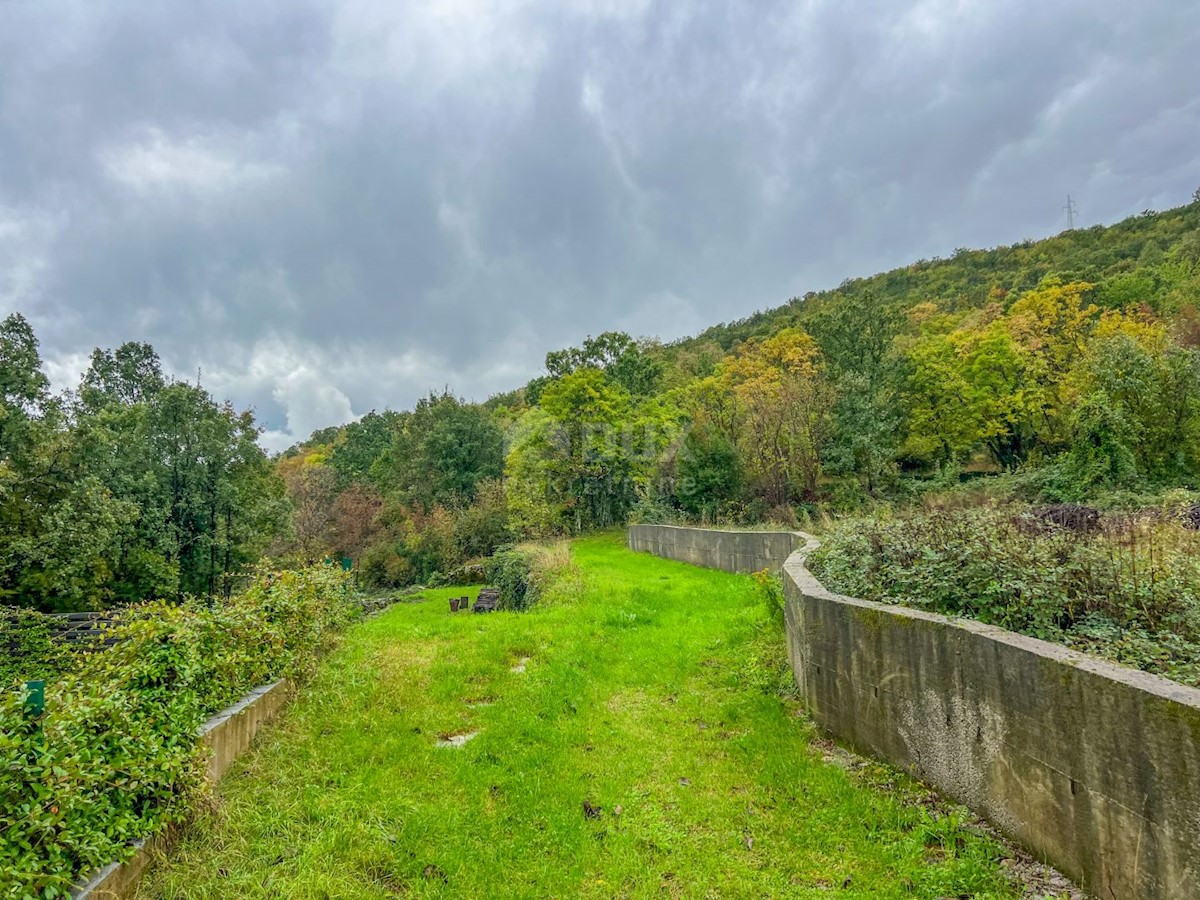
<box><xmin>673</xmin><ymin>423</ymin><xmax>742</xmax><ymax>518</ymax></box>
<box><xmin>480</xmin><ymin>542</ymin><xmax>577</xmax><ymax>612</ymax></box>
<box><xmin>383</xmin><ymin>392</ymin><xmax>504</xmax><ymax>509</ymax></box>
<box><xmin>0</xmin><ymin>608</ymin><xmax>70</xmax><ymax>686</ymax></box>
<box><xmin>0</xmin><ymin>564</ymin><xmax>356</xmax><ymax>897</ymax></box>
<box><xmin>811</xmin><ymin>506</ymin><xmax>1200</xmax><ymax>686</ymax></box>
<box><xmin>0</xmin><ymin>326</ymin><xmax>284</xmax><ymax>612</ymax></box>
<box><xmin>484</xmin><ymin>549</ymin><xmax>536</xmax><ymax>612</ymax></box>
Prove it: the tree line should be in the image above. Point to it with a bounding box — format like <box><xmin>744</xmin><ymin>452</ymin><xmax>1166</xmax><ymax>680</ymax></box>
<box><xmin>0</xmin><ymin>328</ymin><xmax>282</xmax><ymax>611</ymax></box>
<box><xmin>4</xmin><ymin>193</ymin><xmax>1199</xmax><ymax>606</ymax></box>
<box><xmin>280</xmin><ymin>195</ymin><xmax>1200</xmax><ymax>589</ymax></box>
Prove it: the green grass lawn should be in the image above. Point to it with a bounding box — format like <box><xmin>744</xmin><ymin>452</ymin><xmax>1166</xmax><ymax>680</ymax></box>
<box><xmin>140</xmin><ymin>534</ymin><xmax>1023</xmax><ymax>899</ymax></box>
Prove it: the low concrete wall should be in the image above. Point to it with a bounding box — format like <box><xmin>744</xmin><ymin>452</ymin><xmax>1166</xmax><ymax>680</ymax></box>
<box><xmin>73</xmin><ymin>679</ymin><xmax>293</xmax><ymax>899</ymax></box>
<box><xmin>627</xmin><ymin>524</ymin><xmax>803</xmax><ymax>574</ymax></box>
<box><xmin>627</xmin><ymin>525</ymin><xmax>1200</xmax><ymax>900</ymax></box>
<box><xmin>199</xmin><ymin>680</ymin><xmax>293</xmax><ymax>784</ymax></box>
<box><xmin>782</xmin><ymin>540</ymin><xmax>1200</xmax><ymax>900</ymax></box>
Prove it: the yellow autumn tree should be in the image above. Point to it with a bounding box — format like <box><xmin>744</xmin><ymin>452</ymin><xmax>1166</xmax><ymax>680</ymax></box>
<box><xmin>704</xmin><ymin>328</ymin><xmax>834</xmax><ymax>505</ymax></box>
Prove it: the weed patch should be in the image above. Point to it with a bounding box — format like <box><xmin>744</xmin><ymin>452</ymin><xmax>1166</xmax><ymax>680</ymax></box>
<box><xmin>812</xmin><ymin>505</ymin><xmax>1200</xmax><ymax>685</ymax></box>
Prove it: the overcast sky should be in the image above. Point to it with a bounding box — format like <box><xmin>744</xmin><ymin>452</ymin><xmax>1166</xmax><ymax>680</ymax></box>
<box><xmin>1</xmin><ymin>0</ymin><xmax>1197</xmax><ymax>450</ymax></box>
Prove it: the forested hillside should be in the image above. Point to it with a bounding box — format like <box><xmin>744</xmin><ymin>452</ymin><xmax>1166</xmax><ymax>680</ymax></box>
<box><xmin>4</xmin><ymin>194</ymin><xmax>1199</xmax><ymax>607</ymax></box>
<box><xmin>281</xmin><ymin>194</ymin><xmax>1200</xmax><ymax>589</ymax></box>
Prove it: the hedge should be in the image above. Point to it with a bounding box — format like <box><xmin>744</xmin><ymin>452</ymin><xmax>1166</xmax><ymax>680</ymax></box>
<box><xmin>0</xmin><ymin>564</ymin><xmax>357</xmax><ymax>899</ymax></box>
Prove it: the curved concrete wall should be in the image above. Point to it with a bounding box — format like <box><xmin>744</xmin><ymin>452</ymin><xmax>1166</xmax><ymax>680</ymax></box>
<box><xmin>630</xmin><ymin>524</ymin><xmax>1200</xmax><ymax>900</ymax></box>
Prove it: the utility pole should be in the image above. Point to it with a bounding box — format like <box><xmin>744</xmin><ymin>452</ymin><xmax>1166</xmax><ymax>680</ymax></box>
<box><xmin>1063</xmin><ymin>195</ymin><xmax>1078</xmax><ymax>230</ymax></box>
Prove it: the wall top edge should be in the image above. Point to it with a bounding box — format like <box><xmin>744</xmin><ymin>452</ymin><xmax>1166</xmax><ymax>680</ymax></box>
<box><xmin>629</xmin><ymin>524</ymin><xmax>804</xmax><ymax>538</ymax></box>
<box><xmin>198</xmin><ymin>679</ymin><xmax>288</xmax><ymax>736</ymax></box>
<box><xmin>783</xmin><ymin>533</ymin><xmax>1200</xmax><ymax>709</ymax></box>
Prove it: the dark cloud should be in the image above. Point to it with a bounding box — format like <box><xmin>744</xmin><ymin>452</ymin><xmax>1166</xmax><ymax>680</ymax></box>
<box><xmin>1</xmin><ymin>0</ymin><xmax>1197</xmax><ymax>449</ymax></box>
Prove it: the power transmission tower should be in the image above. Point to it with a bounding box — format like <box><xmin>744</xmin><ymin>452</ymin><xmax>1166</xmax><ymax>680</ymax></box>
<box><xmin>1063</xmin><ymin>195</ymin><xmax>1078</xmax><ymax>230</ymax></box>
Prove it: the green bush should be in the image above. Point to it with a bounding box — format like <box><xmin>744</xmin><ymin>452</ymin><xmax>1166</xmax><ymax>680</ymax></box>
<box><xmin>0</xmin><ymin>564</ymin><xmax>355</xmax><ymax>898</ymax></box>
<box><xmin>358</xmin><ymin>542</ymin><xmax>412</xmax><ymax>588</ymax></box>
<box><xmin>485</xmin><ymin>549</ymin><xmax>535</xmax><ymax>611</ymax></box>
<box><xmin>448</xmin><ymin>562</ymin><xmax>486</xmax><ymax>585</ymax></box>
<box><xmin>480</xmin><ymin>544</ymin><xmax>579</xmax><ymax>612</ymax></box>
<box><xmin>0</xmin><ymin>609</ymin><xmax>72</xmax><ymax>687</ymax></box>
<box><xmin>626</xmin><ymin>496</ymin><xmax>681</xmax><ymax>525</ymax></box>
<box><xmin>811</xmin><ymin>506</ymin><xmax>1200</xmax><ymax>686</ymax></box>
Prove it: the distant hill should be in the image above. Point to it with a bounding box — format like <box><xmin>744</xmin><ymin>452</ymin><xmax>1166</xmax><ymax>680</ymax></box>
<box><xmin>668</xmin><ymin>201</ymin><xmax>1200</xmax><ymax>356</ymax></box>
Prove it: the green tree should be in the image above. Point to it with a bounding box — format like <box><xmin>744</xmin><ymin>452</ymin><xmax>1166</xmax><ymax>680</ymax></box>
<box><xmin>504</xmin><ymin>408</ymin><xmax>566</xmax><ymax>537</ymax></box>
<box><xmin>452</xmin><ymin>478</ymin><xmax>511</xmax><ymax>559</ymax></box>
<box><xmin>545</xmin><ymin>331</ymin><xmax>663</xmax><ymax>396</ymax></box>
<box><xmin>537</xmin><ymin>368</ymin><xmax>637</xmax><ymax>531</ymax></box>
<box><xmin>805</xmin><ymin>290</ymin><xmax>905</xmax><ymax>389</ymax></box>
<box><xmin>3</xmin><ymin>476</ymin><xmax>136</xmax><ymax>611</ymax></box>
<box><xmin>136</xmin><ymin>383</ymin><xmax>282</xmax><ymax>597</ymax></box>
<box><xmin>1057</xmin><ymin>393</ymin><xmax>1139</xmax><ymax>494</ymax></box>
<box><xmin>328</xmin><ymin>409</ymin><xmax>403</xmax><ymax>488</ymax></box>
<box><xmin>0</xmin><ymin>313</ymin><xmax>49</xmax><ymax>467</ymax></box>
<box><xmin>674</xmin><ymin>423</ymin><xmax>741</xmax><ymax>517</ymax></box>
<box><xmin>1070</xmin><ymin>335</ymin><xmax>1200</xmax><ymax>482</ymax></box>
<box><xmin>823</xmin><ymin>372</ymin><xmax>901</xmax><ymax>497</ymax></box>
<box><xmin>78</xmin><ymin>342</ymin><xmax>165</xmax><ymax>412</ymax></box>
<box><xmin>381</xmin><ymin>392</ymin><xmax>503</xmax><ymax>508</ymax></box>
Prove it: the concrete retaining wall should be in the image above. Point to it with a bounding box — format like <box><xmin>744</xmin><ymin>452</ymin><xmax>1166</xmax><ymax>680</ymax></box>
<box><xmin>627</xmin><ymin>524</ymin><xmax>803</xmax><ymax>574</ymax></box>
<box><xmin>629</xmin><ymin>524</ymin><xmax>1200</xmax><ymax>900</ymax></box>
<box><xmin>73</xmin><ymin>679</ymin><xmax>293</xmax><ymax>899</ymax></box>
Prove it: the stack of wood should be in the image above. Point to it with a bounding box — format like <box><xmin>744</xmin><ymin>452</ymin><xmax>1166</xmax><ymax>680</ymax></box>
<box><xmin>473</xmin><ymin>588</ymin><xmax>500</xmax><ymax>613</ymax></box>
<box><xmin>52</xmin><ymin>612</ymin><xmax>121</xmax><ymax>649</ymax></box>
<box><xmin>1183</xmin><ymin>504</ymin><xmax>1200</xmax><ymax>530</ymax></box>
<box><xmin>1031</xmin><ymin>503</ymin><xmax>1100</xmax><ymax>534</ymax></box>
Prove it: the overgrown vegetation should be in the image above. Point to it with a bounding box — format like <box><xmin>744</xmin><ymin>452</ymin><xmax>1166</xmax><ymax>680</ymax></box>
<box><xmin>0</xmin><ymin>609</ymin><xmax>71</xmax><ymax>686</ymax></box>
<box><xmin>0</xmin><ymin>564</ymin><xmax>356</xmax><ymax>898</ymax></box>
<box><xmin>811</xmin><ymin>505</ymin><xmax>1200</xmax><ymax>687</ymax></box>
<box><xmin>140</xmin><ymin>536</ymin><xmax>1027</xmax><ymax>899</ymax></box>
<box><xmin>484</xmin><ymin>542</ymin><xmax>578</xmax><ymax>612</ymax></box>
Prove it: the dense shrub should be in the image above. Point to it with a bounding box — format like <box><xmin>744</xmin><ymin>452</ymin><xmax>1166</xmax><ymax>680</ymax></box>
<box><xmin>447</xmin><ymin>562</ymin><xmax>486</xmax><ymax>585</ymax></box>
<box><xmin>483</xmin><ymin>543</ymin><xmax>578</xmax><ymax>611</ymax></box>
<box><xmin>810</xmin><ymin>506</ymin><xmax>1200</xmax><ymax>686</ymax></box>
<box><xmin>0</xmin><ymin>609</ymin><xmax>71</xmax><ymax>686</ymax></box>
<box><xmin>0</xmin><ymin>564</ymin><xmax>355</xmax><ymax>898</ymax></box>
<box><xmin>358</xmin><ymin>541</ymin><xmax>413</xmax><ymax>588</ymax></box>
<box><xmin>626</xmin><ymin>496</ymin><xmax>683</xmax><ymax>525</ymax></box>
<box><xmin>485</xmin><ymin>549</ymin><xmax>536</xmax><ymax>611</ymax></box>
<box><xmin>354</xmin><ymin>491</ymin><xmax>512</xmax><ymax>592</ymax></box>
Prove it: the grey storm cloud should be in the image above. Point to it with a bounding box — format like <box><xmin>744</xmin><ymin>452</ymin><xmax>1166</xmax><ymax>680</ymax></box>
<box><xmin>1</xmin><ymin>0</ymin><xmax>1197</xmax><ymax>450</ymax></box>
